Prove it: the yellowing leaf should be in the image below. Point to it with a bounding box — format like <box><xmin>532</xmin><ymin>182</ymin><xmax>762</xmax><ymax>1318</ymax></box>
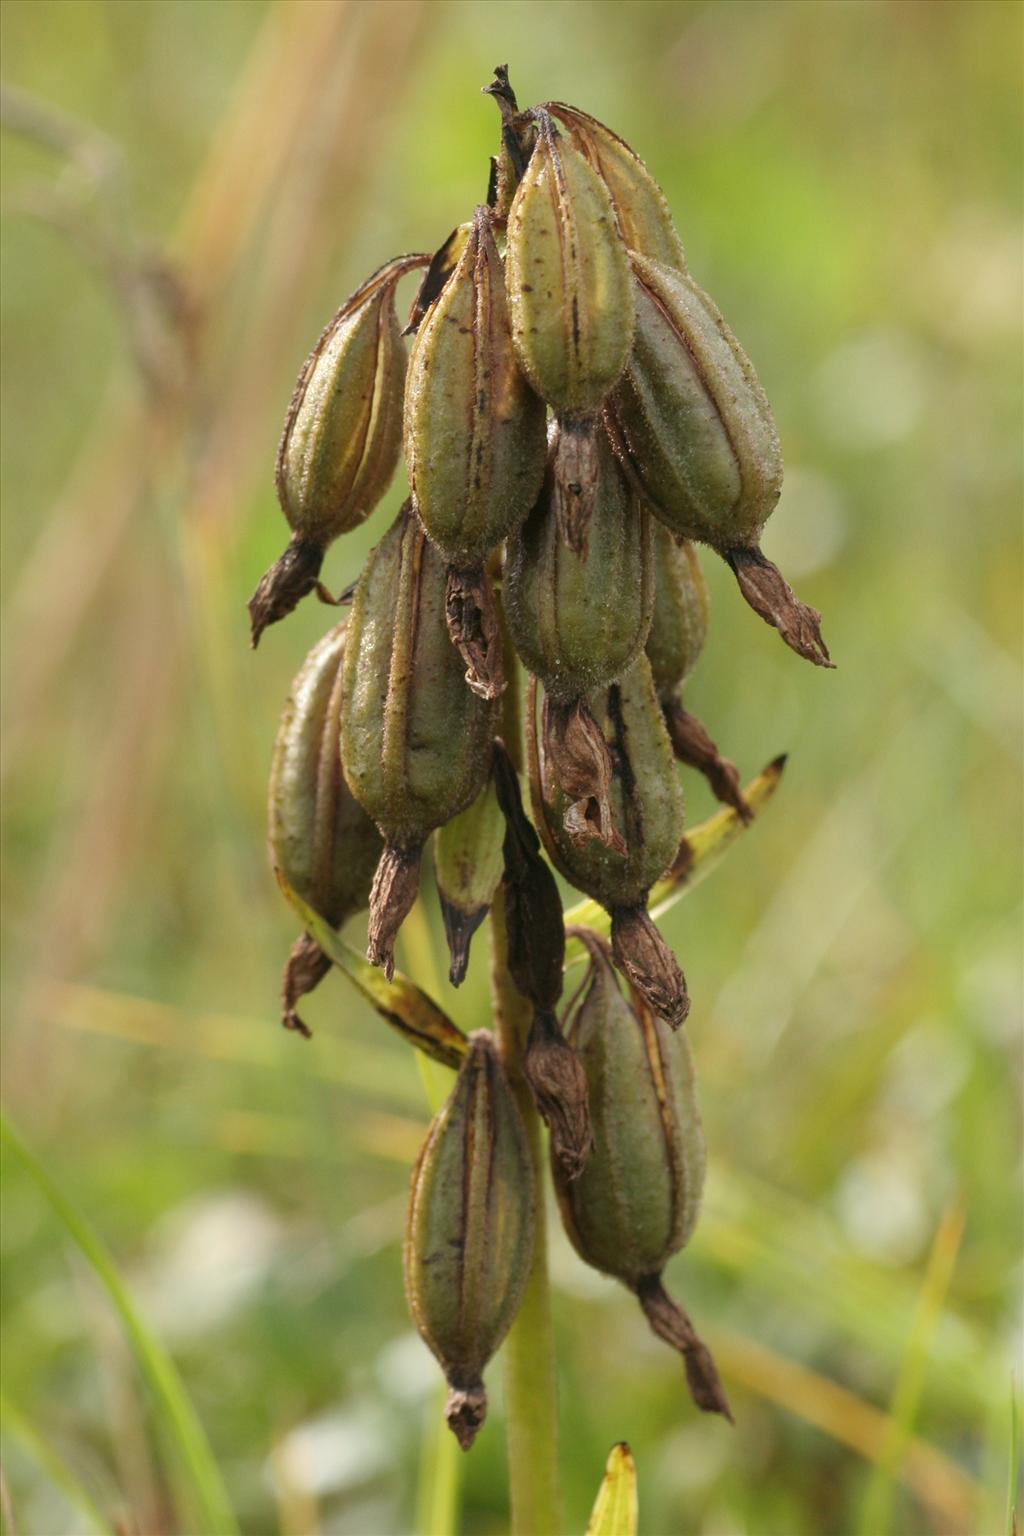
<box><xmin>586</xmin><ymin>1442</ymin><xmax>638</xmax><ymax>1536</ymax></box>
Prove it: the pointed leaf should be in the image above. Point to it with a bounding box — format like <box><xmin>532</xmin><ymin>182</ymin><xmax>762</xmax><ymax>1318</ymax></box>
<box><xmin>586</xmin><ymin>1443</ymin><xmax>638</xmax><ymax>1536</ymax></box>
<box><xmin>276</xmin><ymin>871</ymin><xmax>468</xmax><ymax>1068</ymax></box>
<box><xmin>564</xmin><ymin>755</ymin><xmax>785</xmax><ymax>971</ymax></box>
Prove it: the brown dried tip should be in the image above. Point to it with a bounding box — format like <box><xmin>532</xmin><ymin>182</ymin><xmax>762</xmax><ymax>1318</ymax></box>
<box><xmin>247</xmin><ymin>537</ymin><xmax>330</xmax><ymax>648</ymax></box>
<box><xmin>445</xmin><ymin>567</ymin><xmax>506</xmax><ymax>700</ymax></box>
<box><xmin>662</xmin><ymin>696</ymin><xmax>752</xmax><ymax>823</ymax></box>
<box><xmin>439</xmin><ymin>895</ymin><xmax>489</xmax><ymax>988</ymax></box>
<box><xmin>543</xmin><ymin>696</ymin><xmax>625</xmax><ymax>854</ymax></box>
<box><xmin>493</xmin><ymin>740</ymin><xmax>565</xmax><ymax>1011</ymax></box>
<box><xmin>280</xmin><ymin>930</ymin><xmax>333</xmax><ymax>1038</ymax></box>
<box><xmin>636</xmin><ymin>1274</ymin><xmax>733</xmax><ymax>1422</ymax></box>
<box><xmin>367</xmin><ymin>844</ymin><xmax>423</xmax><ymax>981</ymax></box>
<box><xmin>552</xmin><ymin>415</ymin><xmax>600</xmax><ymax>556</ymax></box>
<box><xmin>724</xmin><ymin>546</ymin><xmax>834</xmax><ymax>669</ymax></box>
<box><xmin>611</xmin><ymin>906</ymin><xmax>689</xmax><ymax>1029</ymax></box>
<box><xmin>445</xmin><ymin>1376</ymin><xmax>488</xmax><ymax>1450</ymax></box>
<box><xmin>523</xmin><ymin>1009</ymin><xmax>593</xmax><ymax>1179</ymax></box>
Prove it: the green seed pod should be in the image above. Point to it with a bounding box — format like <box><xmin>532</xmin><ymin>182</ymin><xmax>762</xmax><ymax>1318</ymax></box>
<box><xmin>646</xmin><ymin>525</ymin><xmax>750</xmax><ymax>821</ymax></box>
<box><xmin>434</xmin><ymin>771</ymin><xmax>505</xmax><ymax>987</ymax></box>
<box><xmin>405</xmin><ymin>207</ymin><xmax>547</xmax><ymax>569</ymax></box>
<box><xmin>340</xmin><ymin>506</ymin><xmax>497</xmax><ymax>978</ymax></box>
<box><xmin>527</xmin><ymin>656</ymin><xmax>689</xmax><ymax>1026</ymax></box>
<box><xmin>547</xmin><ymin>101</ymin><xmax>687</xmax><ymax>272</ymax></box>
<box><xmin>505</xmin><ymin>112</ymin><xmax>634</xmax><ymax>416</ymax></box>
<box><xmin>405</xmin><ymin>1030</ymin><xmax>535</xmax><ymax>1450</ymax></box>
<box><xmin>504</xmin><ymin>426</ymin><xmax>655</xmax><ymax>700</ymax></box>
<box><xmin>268</xmin><ymin>622</ymin><xmax>382</xmax><ymax>1035</ymax></box>
<box><xmin>554</xmin><ymin>932</ymin><xmax>731</xmax><ymax>1421</ymax></box>
<box><xmin>248</xmin><ymin>253</ymin><xmax>428</xmax><ymax>645</ymax></box>
<box><xmin>645</xmin><ymin>524</ymin><xmax>709</xmax><ymax>698</ymax></box>
<box><xmin>608</xmin><ymin>252</ymin><xmax>831</xmax><ymax>667</ymax></box>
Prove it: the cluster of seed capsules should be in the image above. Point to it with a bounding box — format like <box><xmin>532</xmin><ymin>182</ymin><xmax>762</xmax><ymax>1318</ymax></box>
<box><xmin>252</xmin><ymin>70</ymin><xmax>831</xmax><ymax>1449</ymax></box>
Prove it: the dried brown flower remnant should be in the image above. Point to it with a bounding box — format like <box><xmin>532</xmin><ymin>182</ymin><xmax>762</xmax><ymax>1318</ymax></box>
<box><xmin>523</xmin><ymin>1008</ymin><xmax>593</xmax><ymax>1180</ymax></box>
<box><xmin>404</xmin><ymin>1031</ymin><xmax>535</xmax><ymax>1449</ymax></box>
<box><xmin>492</xmin><ymin>738</ymin><xmax>565</xmax><ymax>1013</ymax></box>
<box><xmin>434</xmin><ymin>772</ymin><xmax>505</xmax><ymax>986</ymax></box>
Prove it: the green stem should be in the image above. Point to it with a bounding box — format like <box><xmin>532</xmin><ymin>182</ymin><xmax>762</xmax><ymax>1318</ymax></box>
<box><xmin>491</xmin><ymin>884</ymin><xmax>563</xmax><ymax>1536</ymax></box>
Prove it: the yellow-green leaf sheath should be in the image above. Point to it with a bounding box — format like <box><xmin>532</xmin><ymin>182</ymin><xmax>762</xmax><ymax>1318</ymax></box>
<box><xmin>645</xmin><ymin>525</ymin><xmax>710</xmax><ymax>697</ymax></box>
<box><xmin>404</xmin><ymin>1031</ymin><xmax>535</xmax><ymax>1449</ymax></box>
<box><xmin>339</xmin><ymin>508</ymin><xmax>496</xmax><ymax>849</ymax></box>
<box><xmin>548</xmin><ymin>101</ymin><xmax>687</xmax><ymax>272</ymax></box>
<box><xmin>609</xmin><ymin>252</ymin><xmax>782</xmax><ymax>549</ymax></box>
<box><xmin>504</xmin><ymin>428</ymin><xmax>655</xmax><ymax>699</ymax></box>
<box><xmin>405</xmin><ymin>208</ymin><xmax>546</xmax><ymax>567</ymax></box>
<box><xmin>505</xmin><ymin>115</ymin><xmax>635</xmax><ymax>414</ymax></box>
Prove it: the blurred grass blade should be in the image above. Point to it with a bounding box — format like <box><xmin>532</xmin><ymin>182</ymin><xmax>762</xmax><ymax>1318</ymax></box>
<box><xmin>564</xmin><ymin>756</ymin><xmax>786</xmax><ymax>968</ymax></box>
<box><xmin>415</xmin><ymin>1386</ymin><xmax>461</xmax><ymax>1536</ymax></box>
<box><xmin>586</xmin><ymin>1443</ymin><xmax>638</xmax><ymax>1536</ymax></box>
<box><xmin>1009</xmin><ymin>1376</ymin><xmax>1020</xmax><ymax>1536</ymax></box>
<box><xmin>0</xmin><ymin>1390</ymin><xmax>114</xmax><ymax>1536</ymax></box>
<box><xmin>0</xmin><ymin>1116</ymin><xmax>237</xmax><ymax>1536</ymax></box>
<box><xmin>857</xmin><ymin>1201</ymin><xmax>966</xmax><ymax>1536</ymax></box>
<box><xmin>276</xmin><ymin>872</ymin><xmax>467</xmax><ymax>1069</ymax></box>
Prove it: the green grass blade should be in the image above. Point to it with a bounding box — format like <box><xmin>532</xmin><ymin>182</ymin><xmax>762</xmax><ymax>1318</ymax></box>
<box><xmin>0</xmin><ymin>1390</ymin><xmax>115</xmax><ymax>1536</ymax></box>
<box><xmin>414</xmin><ymin>1386</ymin><xmax>460</xmax><ymax>1536</ymax></box>
<box><xmin>0</xmin><ymin>1116</ymin><xmax>238</xmax><ymax>1536</ymax></box>
<box><xmin>586</xmin><ymin>1443</ymin><xmax>639</xmax><ymax>1536</ymax></box>
<box><xmin>856</xmin><ymin>1202</ymin><xmax>966</xmax><ymax>1536</ymax></box>
<box><xmin>1008</xmin><ymin>1375</ymin><xmax>1020</xmax><ymax>1536</ymax></box>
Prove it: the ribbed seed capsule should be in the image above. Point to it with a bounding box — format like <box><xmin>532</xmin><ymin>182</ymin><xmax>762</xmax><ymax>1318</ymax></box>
<box><xmin>608</xmin><ymin>252</ymin><xmax>831</xmax><ymax>668</ymax></box>
<box><xmin>405</xmin><ymin>207</ymin><xmax>547</xmax><ymax>569</ymax></box>
<box><xmin>506</xmin><ymin>111</ymin><xmax>635</xmax><ymax>553</ymax></box>
<box><xmin>268</xmin><ymin>623</ymin><xmax>382</xmax><ymax>1035</ymax></box>
<box><xmin>546</xmin><ymin>101</ymin><xmax>687</xmax><ymax>272</ymax></box>
<box><xmin>504</xmin><ymin>425</ymin><xmax>655</xmax><ymax>700</ymax></box>
<box><xmin>248</xmin><ymin>253</ymin><xmax>427</xmax><ymax>645</ymax></box>
<box><xmin>646</xmin><ymin>525</ymin><xmax>749</xmax><ymax>821</ymax></box>
<box><xmin>555</xmin><ymin>932</ymin><xmax>731</xmax><ymax>1421</ymax></box>
<box><xmin>404</xmin><ymin>1030</ymin><xmax>535</xmax><ymax>1450</ymax></box>
<box><xmin>528</xmin><ymin>655</ymin><xmax>690</xmax><ymax>1026</ymax></box>
<box><xmin>433</xmin><ymin>771</ymin><xmax>505</xmax><ymax>987</ymax></box>
<box><xmin>340</xmin><ymin>506</ymin><xmax>497</xmax><ymax>979</ymax></box>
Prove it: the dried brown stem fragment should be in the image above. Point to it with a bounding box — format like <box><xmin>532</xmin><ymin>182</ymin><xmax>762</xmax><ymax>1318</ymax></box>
<box><xmin>247</xmin><ymin>537</ymin><xmax>334</xmax><ymax>647</ymax></box>
<box><xmin>445</xmin><ymin>1376</ymin><xmax>488</xmax><ymax>1451</ymax></box>
<box><xmin>724</xmin><ymin>546</ymin><xmax>833</xmax><ymax>669</ymax></box>
<box><xmin>493</xmin><ymin>739</ymin><xmax>565</xmax><ymax>1011</ymax></box>
<box><xmin>543</xmin><ymin>695</ymin><xmax>624</xmax><ymax>854</ymax></box>
<box><xmin>662</xmin><ymin>695</ymin><xmax>751</xmax><ymax>822</ymax></box>
<box><xmin>635</xmin><ymin>1274</ymin><xmax>733</xmax><ymax>1423</ymax></box>
<box><xmin>367</xmin><ymin>844</ymin><xmax>423</xmax><ymax>981</ymax></box>
<box><xmin>280</xmin><ymin>929</ymin><xmax>332</xmax><ymax>1038</ymax></box>
<box><xmin>551</xmin><ymin>415</ymin><xmax>599</xmax><ymax>556</ymax></box>
<box><xmin>445</xmin><ymin>567</ymin><xmax>506</xmax><ymax>700</ymax></box>
<box><xmin>610</xmin><ymin>905</ymin><xmax>689</xmax><ymax>1029</ymax></box>
<box><xmin>523</xmin><ymin>1008</ymin><xmax>593</xmax><ymax>1180</ymax></box>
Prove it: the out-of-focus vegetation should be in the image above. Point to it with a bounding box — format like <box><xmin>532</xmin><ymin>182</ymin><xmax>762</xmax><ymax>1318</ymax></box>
<box><xmin>1</xmin><ymin>2</ymin><xmax>1020</xmax><ymax>1533</ymax></box>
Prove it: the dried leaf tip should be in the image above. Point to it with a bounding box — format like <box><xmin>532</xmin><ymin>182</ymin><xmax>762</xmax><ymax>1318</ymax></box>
<box><xmin>725</xmin><ymin>546</ymin><xmax>834</xmax><ymax>669</ymax></box>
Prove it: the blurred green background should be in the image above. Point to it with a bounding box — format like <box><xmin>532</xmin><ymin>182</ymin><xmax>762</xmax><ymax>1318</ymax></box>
<box><xmin>1</xmin><ymin>2</ymin><xmax>1021</xmax><ymax>1533</ymax></box>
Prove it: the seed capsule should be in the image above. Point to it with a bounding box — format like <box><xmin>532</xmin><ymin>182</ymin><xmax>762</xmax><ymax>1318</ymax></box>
<box><xmin>340</xmin><ymin>506</ymin><xmax>497</xmax><ymax>978</ymax></box>
<box><xmin>504</xmin><ymin>426</ymin><xmax>655</xmax><ymax>701</ymax></box>
<box><xmin>434</xmin><ymin>771</ymin><xmax>505</xmax><ymax>986</ymax></box>
<box><xmin>555</xmin><ymin>932</ymin><xmax>731</xmax><ymax>1421</ymax></box>
<box><xmin>404</xmin><ymin>1030</ymin><xmax>535</xmax><ymax>1450</ymax></box>
<box><xmin>608</xmin><ymin>253</ymin><xmax>831</xmax><ymax>667</ymax></box>
<box><xmin>547</xmin><ymin>101</ymin><xmax>687</xmax><ymax>272</ymax></box>
<box><xmin>405</xmin><ymin>207</ymin><xmax>546</xmax><ymax>569</ymax></box>
<box><xmin>505</xmin><ymin>113</ymin><xmax>634</xmax><ymax>415</ymax></box>
<box><xmin>248</xmin><ymin>253</ymin><xmax>428</xmax><ymax>645</ymax></box>
<box><xmin>646</xmin><ymin>525</ymin><xmax>749</xmax><ymax>821</ymax></box>
<box><xmin>528</xmin><ymin>655</ymin><xmax>690</xmax><ymax>1026</ymax></box>
<box><xmin>268</xmin><ymin>622</ymin><xmax>382</xmax><ymax>1035</ymax></box>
